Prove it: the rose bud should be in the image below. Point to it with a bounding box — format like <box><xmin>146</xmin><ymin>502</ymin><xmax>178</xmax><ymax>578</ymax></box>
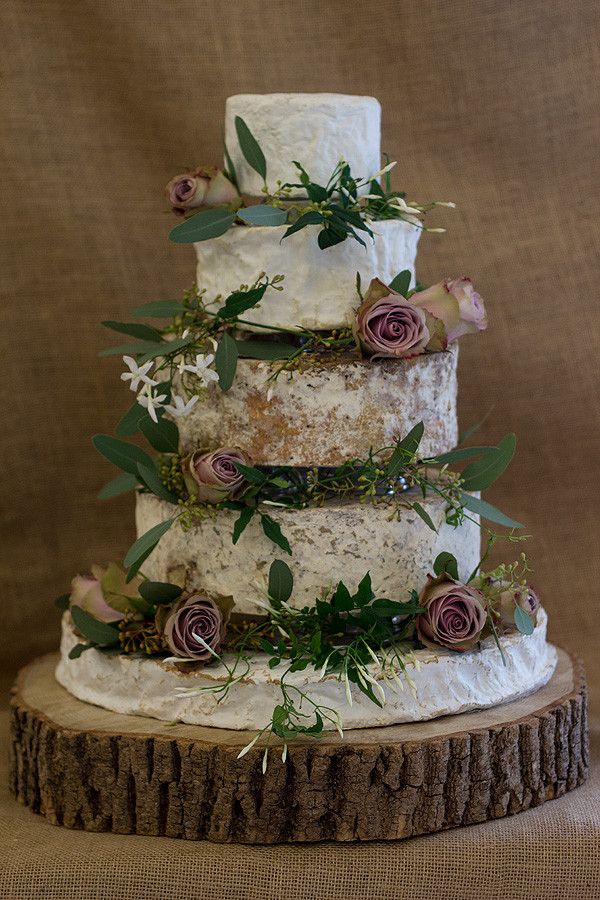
<box><xmin>165</xmin><ymin>167</ymin><xmax>239</xmax><ymax>214</ymax></box>
<box><xmin>159</xmin><ymin>593</ymin><xmax>233</xmax><ymax>661</ymax></box>
<box><xmin>353</xmin><ymin>278</ymin><xmax>447</xmax><ymax>359</ymax></box>
<box><xmin>69</xmin><ymin>563</ymin><xmax>144</xmax><ymax>624</ymax></box>
<box><xmin>496</xmin><ymin>584</ymin><xmax>540</xmax><ymax>634</ymax></box>
<box><xmin>412</xmin><ymin>277</ymin><xmax>487</xmax><ymax>343</ymax></box>
<box><xmin>416</xmin><ymin>573</ymin><xmax>487</xmax><ymax>653</ymax></box>
<box><xmin>182</xmin><ymin>447</ymin><xmax>253</xmax><ymax>504</ymax></box>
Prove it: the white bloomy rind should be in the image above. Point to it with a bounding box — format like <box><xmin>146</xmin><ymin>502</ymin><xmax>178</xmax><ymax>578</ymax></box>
<box><xmin>224</xmin><ymin>93</ymin><xmax>381</xmax><ymax>197</ymax></box>
<box><xmin>135</xmin><ymin>491</ymin><xmax>481</xmax><ymax>616</ymax></box>
<box><xmin>195</xmin><ymin>219</ymin><xmax>421</xmax><ymax>332</ymax></box>
<box><xmin>56</xmin><ymin>609</ymin><xmax>557</xmax><ymax>730</ymax></box>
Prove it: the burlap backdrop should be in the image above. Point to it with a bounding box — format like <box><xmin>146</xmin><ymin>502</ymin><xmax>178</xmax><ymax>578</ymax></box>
<box><xmin>2</xmin><ymin>1</ymin><xmax>599</xmax><ymax>897</ymax></box>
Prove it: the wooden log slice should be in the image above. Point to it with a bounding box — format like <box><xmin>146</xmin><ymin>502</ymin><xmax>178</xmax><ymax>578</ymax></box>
<box><xmin>9</xmin><ymin>648</ymin><xmax>588</xmax><ymax>844</ymax></box>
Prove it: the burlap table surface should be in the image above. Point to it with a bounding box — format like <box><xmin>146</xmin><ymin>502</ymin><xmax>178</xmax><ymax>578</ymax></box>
<box><xmin>2</xmin><ymin>0</ymin><xmax>599</xmax><ymax>896</ymax></box>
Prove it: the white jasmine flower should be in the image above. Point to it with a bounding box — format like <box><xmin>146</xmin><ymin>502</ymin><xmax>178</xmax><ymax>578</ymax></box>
<box><xmin>366</xmin><ymin>160</ymin><xmax>397</xmax><ymax>182</ymax></box>
<box><xmin>237</xmin><ymin>732</ymin><xmax>261</xmax><ymax>759</ymax></box>
<box><xmin>163</xmin><ymin>394</ymin><xmax>199</xmax><ymax>419</ymax></box>
<box><xmin>120</xmin><ymin>355</ymin><xmax>158</xmax><ymax>392</ymax></box>
<box><xmin>137</xmin><ymin>384</ymin><xmax>167</xmax><ymax>423</ymax></box>
<box><xmin>389</xmin><ymin>197</ymin><xmax>423</xmax><ymax>216</ymax></box>
<box><xmin>177</xmin><ymin>353</ymin><xmax>219</xmax><ymax>387</ymax></box>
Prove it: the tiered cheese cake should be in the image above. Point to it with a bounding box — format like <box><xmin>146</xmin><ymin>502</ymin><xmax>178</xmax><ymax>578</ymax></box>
<box><xmin>56</xmin><ymin>94</ymin><xmax>557</xmax><ymax>735</ymax></box>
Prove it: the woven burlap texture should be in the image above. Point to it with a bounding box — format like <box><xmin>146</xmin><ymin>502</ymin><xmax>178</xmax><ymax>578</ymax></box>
<box><xmin>2</xmin><ymin>0</ymin><xmax>599</xmax><ymax>896</ymax></box>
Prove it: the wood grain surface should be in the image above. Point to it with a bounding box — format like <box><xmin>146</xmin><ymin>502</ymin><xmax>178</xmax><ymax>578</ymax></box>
<box><xmin>9</xmin><ymin>649</ymin><xmax>588</xmax><ymax>843</ymax></box>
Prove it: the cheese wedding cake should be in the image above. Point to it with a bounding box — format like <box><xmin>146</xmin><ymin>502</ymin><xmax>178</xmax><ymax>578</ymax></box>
<box><xmin>55</xmin><ymin>93</ymin><xmax>557</xmax><ymax>752</ymax></box>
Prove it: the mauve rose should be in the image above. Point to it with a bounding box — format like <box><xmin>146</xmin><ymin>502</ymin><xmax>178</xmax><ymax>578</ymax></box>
<box><xmin>165</xmin><ymin>167</ymin><xmax>238</xmax><ymax>214</ymax></box>
<box><xmin>160</xmin><ymin>594</ymin><xmax>230</xmax><ymax>661</ymax></box>
<box><xmin>353</xmin><ymin>278</ymin><xmax>433</xmax><ymax>359</ymax></box>
<box><xmin>412</xmin><ymin>277</ymin><xmax>487</xmax><ymax>343</ymax></box>
<box><xmin>69</xmin><ymin>563</ymin><xmax>143</xmax><ymax>624</ymax></box>
<box><xmin>183</xmin><ymin>447</ymin><xmax>252</xmax><ymax>504</ymax></box>
<box><xmin>417</xmin><ymin>573</ymin><xmax>487</xmax><ymax>652</ymax></box>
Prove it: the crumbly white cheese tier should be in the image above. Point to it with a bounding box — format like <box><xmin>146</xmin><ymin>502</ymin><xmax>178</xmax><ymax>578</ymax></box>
<box><xmin>224</xmin><ymin>93</ymin><xmax>381</xmax><ymax>197</ymax></box>
<box><xmin>135</xmin><ymin>491</ymin><xmax>480</xmax><ymax>616</ymax></box>
<box><xmin>194</xmin><ymin>219</ymin><xmax>420</xmax><ymax>332</ymax></box>
<box><xmin>175</xmin><ymin>349</ymin><xmax>458</xmax><ymax>466</ymax></box>
<box><xmin>56</xmin><ymin>610</ymin><xmax>557</xmax><ymax>730</ymax></box>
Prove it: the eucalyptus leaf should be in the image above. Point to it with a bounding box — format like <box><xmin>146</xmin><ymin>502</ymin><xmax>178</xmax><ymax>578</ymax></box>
<box><xmin>261</xmin><ymin>514</ymin><xmax>291</xmax><ymax>555</ymax></box>
<box><xmin>369</xmin><ymin>599</ymin><xmax>421</xmax><ymax>617</ymax></box>
<box><xmin>234</xmin><ymin>340</ymin><xmax>297</xmax><ymax>360</ymax></box>
<box><xmin>389</xmin><ymin>270</ymin><xmax>412</xmax><ymax>296</ymax></box>
<box><xmin>355</xmin><ymin>572</ymin><xmax>373</xmax><ymax>607</ymax></box>
<box><xmin>281</xmin><ymin>210</ymin><xmax>323</xmax><ymax>241</ymax></box>
<box><xmin>124</xmin><ymin>518</ymin><xmax>178</xmax><ymax>569</ymax></box>
<box><xmin>235</xmin><ymin>116</ymin><xmax>267</xmax><ymax>180</ymax></box>
<box><xmin>459</xmin><ymin>492</ymin><xmax>523</xmax><ymax>529</ymax></box>
<box><xmin>131</xmin><ymin>299</ymin><xmax>184</xmax><ymax>318</ymax></box>
<box><xmin>237</xmin><ymin>206</ymin><xmax>288</xmax><ymax>226</ymax></box>
<box><xmin>139</xmin><ymin>415</ymin><xmax>180</xmax><ymax>454</ymax></box>
<box><xmin>98</xmin><ymin>340</ymin><xmax>163</xmax><ymax>358</ymax></box>
<box><xmin>93</xmin><ymin>434</ymin><xmax>155</xmax><ymax>475</ymax></box>
<box><xmin>268</xmin><ymin>559</ymin><xmax>293</xmax><ymax>604</ymax></box>
<box><xmin>235</xmin><ymin>463</ymin><xmax>266</xmax><ymax>485</ymax></box>
<box><xmin>54</xmin><ymin>593</ymin><xmax>70</xmax><ymax>610</ymax></box>
<box><xmin>68</xmin><ymin>642</ymin><xmax>95</xmax><ymax>659</ymax></box>
<box><xmin>137</xmin><ymin>335</ymin><xmax>194</xmax><ymax>364</ymax></box>
<box><xmin>514</xmin><ymin>605</ymin><xmax>535</xmax><ymax>635</ymax></box>
<box><xmin>138</xmin><ymin>581</ymin><xmax>183</xmax><ymax>605</ymax></box>
<box><xmin>412</xmin><ymin>502</ymin><xmax>437</xmax><ymax>532</ymax></box>
<box><xmin>217</xmin><ymin>286</ymin><xmax>267</xmax><ymax>319</ymax></box>
<box><xmin>458</xmin><ymin>407</ymin><xmax>494</xmax><ymax>445</ymax></box>
<box><xmin>460</xmin><ymin>434</ymin><xmax>516</xmax><ymax>491</ymax></box>
<box><xmin>71</xmin><ymin>605</ymin><xmax>120</xmax><ymax>645</ymax></box>
<box><xmin>317</xmin><ymin>227</ymin><xmax>347</xmax><ymax>249</ymax></box>
<box><xmin>98</xmin><ymin>472</ymin><xmax>140</xmax><ymax>499</ymax></box>
<box><xmin>102</xmin><ymin>321</ymin><xmax>163</xmax><ymax>341</ymax></box>
<box><xmin>433</xmin><ymin>551</ymin><xmax>459</xmax><ymax>580</ymax></box>
<box><xmin>215</xmin><ymin>333</ymin><xmax>238</xmax><ymax>392</ymax></box>
<box><xmin>425</xmin><ymin>446</ymin><xmax>498</xmax><ymax>465</ymax></box>
<box><xmin>332</xmin><ymin>582</ymin><xmax>353</xmax><ymax>611</ymax></box>
<box><xmin>115</xmin><ymin>401</ymin><xmax>147</xmax><ymax>438</ymax></box>
<box><xmin>305</xmin><ymin>183</ymin><xmax>329</xmax><ymax>203</ymax></box>
<box><xmin>223</xmin><ymin>138</ymin><xmax>240</xmax><ymax>192</ymax></box>
<box><xmin>388</xmin><ymin>422</ymin><xmax>425</xmax><ymax>475</ymax></box>
<box><xmin>232</xmin><ymin>506</ymin><xmax>255</xmax><ymax>544</ymax></box>
<box><xmin>136</xmin><ymin>463</ymin><xmax>179</xmax><ymax>504</ymax></box>
<box><xmin>169</xmin><ymin>209</ymin><xmax>236</xmax><ymax>244</ymax></box>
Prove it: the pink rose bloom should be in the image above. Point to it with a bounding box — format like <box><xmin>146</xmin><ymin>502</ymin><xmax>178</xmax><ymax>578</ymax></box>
<box><xmin>183</xmin><ymin>447</ymin><xmax>252</xmax><ymax>504</ymax></box>
<box><xmin>412</xmin><ymin>277</ymin><xmax>487</xmax><ymax>343</ymax></box>
<box><xmin>353</xmin><ymin>278</ymin><xmax>438</xmax><ymax>359</ymax></box>
<box><xmin>160</xmin><ymin>594</ymin><xmax>229</xmax><ymax>661</ymax></box>
<box><xmin>417</xmin><ymin>573</ymin><xmax>487</xmax><ymax>652</ymax></box>
<box><xmin>165</xmin><ymin>167</ymin><xmax>238</xmax><ymax>214</ymax></box>
<box><xmin>69</xmin><ymin>563</ymin><xmax>143</xmax><ymax>624</ymax></box>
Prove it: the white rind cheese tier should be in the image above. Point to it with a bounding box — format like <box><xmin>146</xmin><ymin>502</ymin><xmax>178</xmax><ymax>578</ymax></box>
<box><xmin>135</xmin><ymin>491</ymin><xmax>481</xmax><ymax>616</ymax></box>
<box><xmin>224</xmin><ymin>93</ymin><xmax>381</xmax><ymax>198</ymax></box>
<box><xmin>56</xmin><ymin>610</ymin><xmax>557</xmax><ymax>730</ymax></box>
<box><xmin>175</xmin><ymin>349</ymin><xmax>458</xmax><ymax>466</ymax></box>
<box><xmin>195</xmin><ymin>219</ymin><xmax>421</xmax><ymax>332</ymax></box>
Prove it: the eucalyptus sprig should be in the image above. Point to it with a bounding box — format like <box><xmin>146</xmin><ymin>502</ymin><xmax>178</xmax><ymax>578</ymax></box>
<box><xmin>168</xmin><ymin>117</ymin><xmax>453</xmax><ymax>248</ymax></box>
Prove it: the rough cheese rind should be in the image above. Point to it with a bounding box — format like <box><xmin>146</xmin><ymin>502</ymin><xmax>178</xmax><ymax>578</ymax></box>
<box><xmin>195</xmin><ymin>219</ymin><xmax>420</xmax><ymax>332</ymax></box>
<box><xmin>175</xmin><ymin>349</ymin><xmax>458</xmax><ymax>466</ymax></box>
<box><xmin>135</xmin><ymin>490</ymin><xmax>480</xmax><ymax>616</ymax></box>
<box><xmin>56</xmin><ymin>610</ymin><xmax>557</xmax><ymax>730</ymax></box>
<box><xmin>224</xmin><ymin>93</ymin><xmax>381</xmax><ymax>197</ymax></box>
